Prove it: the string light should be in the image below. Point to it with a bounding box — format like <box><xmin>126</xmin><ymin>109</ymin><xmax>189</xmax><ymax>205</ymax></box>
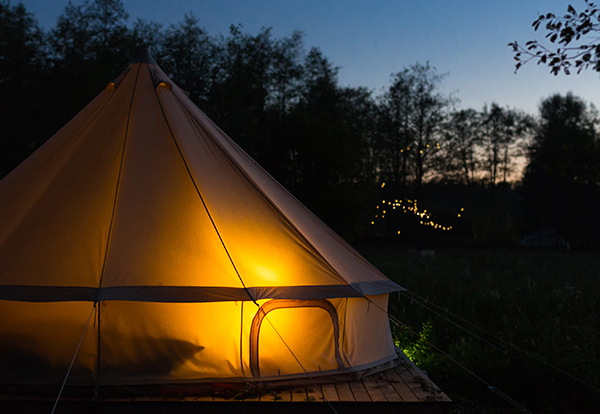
<box><xmin>371</xmin><ymin>194</ymin><xmax>464</xmax><ymax>233</ymax></box>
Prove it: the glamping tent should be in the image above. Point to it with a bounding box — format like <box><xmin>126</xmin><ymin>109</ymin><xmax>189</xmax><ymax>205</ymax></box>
<box><xmin>0</xmin><ymin>51</ymin><xmax>402</xmax><ymax>392</ymax></box>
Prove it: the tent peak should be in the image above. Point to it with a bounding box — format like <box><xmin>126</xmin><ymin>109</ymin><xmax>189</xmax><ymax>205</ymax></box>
<box><xmin>133</xmin><ymin>48</ymin><xmax>157</xmax><ymax>65</ymax></box>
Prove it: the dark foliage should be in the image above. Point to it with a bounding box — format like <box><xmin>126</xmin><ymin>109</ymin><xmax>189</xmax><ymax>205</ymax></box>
<box><xmin>522</xmin><ymin>93</ymin><xmax>600</xmax><ymax>249</ymax></box>
<box><xmin>0</xmin><ymin>0</ymin><xmax>48</xmax><ymax>177</ymax></box>
<box><xmin>509</xmin><ymin>0</ymin><xmax>600</xmax><ymax>75</ymax></box>
<box><xmin>363</xmin><ymin>248</ymin><xmax>600</xmax><ymax>413</ymax></box>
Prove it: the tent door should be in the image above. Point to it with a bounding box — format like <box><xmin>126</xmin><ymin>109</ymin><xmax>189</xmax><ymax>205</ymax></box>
<box><xmin>249</xmin><ymin>299</ymin><xmax>343</xmax><ymax>377</ymax></box>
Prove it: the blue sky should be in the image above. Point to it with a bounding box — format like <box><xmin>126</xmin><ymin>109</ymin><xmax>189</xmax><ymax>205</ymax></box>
<box><xmin>18</xmin><ymin>0</ymin><xmax>600</xmax><ymax>115</ymax></box>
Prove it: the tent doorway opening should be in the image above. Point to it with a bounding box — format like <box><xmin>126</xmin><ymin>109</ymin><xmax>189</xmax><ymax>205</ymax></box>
<box><xmin>249</xmin><ymin>299</ymin><xmax>344</xmax><ymax>377</ymax></box>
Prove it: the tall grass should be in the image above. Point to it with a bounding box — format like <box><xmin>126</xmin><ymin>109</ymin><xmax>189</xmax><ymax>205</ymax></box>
<box><xmin>361</xmin><ymin>248</ymin><xmax>600</xmax><ymax>413</ymax></box>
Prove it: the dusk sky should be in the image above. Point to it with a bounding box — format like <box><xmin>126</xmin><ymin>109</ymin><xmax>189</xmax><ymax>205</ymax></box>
<box><xmin>17</xmin><ymin>0</ymin><xmax>600</xmax><ymax>116</ymax></box>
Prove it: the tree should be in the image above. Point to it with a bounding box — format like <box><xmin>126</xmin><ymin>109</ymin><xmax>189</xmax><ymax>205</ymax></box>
<box><xmin>161</xmin><ymin>13</ymin><xmax>213</xmax><ymax>104</ymax></box>
<box><xmin>131</xmin><ymin>18</ymin><xmax>163</xmax><ymax>54</ymax></box>
<box><xmin>281</xmin><ymin>48</ymin><xmax>377</xmax><ymax>238</ymax></box>
<box><xmin>437</xmin><ymin>108</ymin><xmax>482</xmax><ymax>186</ymax></box>
<box><xmin>375</xmin><ymin>69</ymin><xmax>413</xmax><ymax>192</ymax></box>
<box><xmin>208</xmin><ymin>25</ymin><xmax>274</xmax><ymax>158</ymax></box>
<box><xmin>0</xmin><ymin>0</ymin><xmax>48</xmax><ymax>177</ymax></box>
<box><xmin>480</xmin><ymin>104</ymin><xmax>532</xmax><ymax>187</ymax></box>
<box><xmin>372</xmin><ymin>63</ymin><xmax>454</xmax><ymax>244</ymax></box>
<box><xmin>509</xmin><ymin>0</ymin><xmax>600</xmax><ymax>75</ymax></box>
<box><xmin>48</xmin><ymin>0</ymin><xmax>134</xmax><ymax>126</ymax></box>
<box><xmin>522</xmin><ymin>93</ymin><xmax>600</xmax><ymax>247</ymax></box>
<box><xmin>375</xmin><ymin>63</ymin><xmax>452</xmax><ymax>197</ymax></box>
<box><xmin>267</xmin><ymin>30</ymin><xmax>304</xmax><ymax>118</ymax></box>
<box><xmin>262</xmin><ymin>30</ymin><xmax>305</xmax><ymax>183</ymax></box>
<box><xmin>50</xmin><ymin>0</ymin><xmax>131</xmax><ymax>66</ymax></box>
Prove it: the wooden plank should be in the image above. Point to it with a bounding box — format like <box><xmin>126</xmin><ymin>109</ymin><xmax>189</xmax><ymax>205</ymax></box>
<box><xmin>362</xmin><ymin>376</ymin><xmax>387</xmax><ymax>402</ymax></box>
<box><xmin>384</xmin><ymin>367</ymin><xmax>417</xmax><ymax>402</ymax></box>
<box><xmin>195</xmin><ymin>395</ymin><xmax>214</xmax><ymax>401</ymax></box>
<box><xmin>396</xmin><ymin>364</ymin><xmax>426</xmax><ymax>401</ymax></box>
<box><xmin>212</xmin><ymin>396</ymin><xmax>228</xmax><ymax>402</ymax></box>
<box><xmin>305</xmin><ymin>386</ymin><xmax>319</xmax><ymax>402</ymax></box>
<box><xmin>374</xmin><ymin>372</ymin><xmax>403</xmax><ymax>402</ymax></box>
<box><xmin>334</xmin><ymin>382</ymin><xmax>355</xmax><ymax>402</ymax></box>
<box><xmin>320</xmin><ymin>383</ymin><xmax>339</xmax><ymax>402</ymax></box>
<box><xmin>261</xmin><ymin>392</ymin><xmax>277</xmax><ymax>402</ymax></box>
<box><xmin>401</xmin><ymin>363</ymin><xmax>452</xmax><ymax>402</ymax></box>
<box><xmin>181</xmin><ymin>396</ymin><xmax>199</xmax><ymax>402</ymax></box>
<box><xmin>241</xmin><ymin>393</ymin><xmax>260</xmax><ymax>402</ymax></box>
<box><xmin>291</xmin><ymin>387</ymin><xmax>307</xmax><ymax>402</ymax></box>
<box><xmin>276</xmin><ymin>389</ymin><xmax>292</xmax><ymax>402</ymax></box>
<box><xmin>149</xmin><ymin>396</ymin><xmax>175</xmax><ymax>401</ymax></box>
<box><xmin>348</xmin><ymin>379</ymin><xmax>371</xmax><ymax>402</ymax></box>
<box><xmin>396</xmin><ymin>365</ymin><xmax>442</xmax><ymax>402</ymax></box>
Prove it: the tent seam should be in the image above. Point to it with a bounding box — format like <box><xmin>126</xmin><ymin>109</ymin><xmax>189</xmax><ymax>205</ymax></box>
<box><xmin>94</xmin><ymin>62</ymin><xmax>142</xmax><ymax>385</ymax></box>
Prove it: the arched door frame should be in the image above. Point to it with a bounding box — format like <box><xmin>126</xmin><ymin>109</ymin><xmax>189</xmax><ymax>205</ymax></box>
<box><xmin>249</xmin><ymin>299</ymin><xmax>344</xmax><ymax>377</ymax></box>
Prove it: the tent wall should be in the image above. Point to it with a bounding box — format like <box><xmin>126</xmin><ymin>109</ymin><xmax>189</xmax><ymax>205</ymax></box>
<box><xmin>0</xmin><ymin>301</ymin><xmax>97</xmax><ymax>385</ymax></box>
<box><xmin>0</xmin><ymin>295</ymin><xmax>395</xmax><ymax>386</ymax></box>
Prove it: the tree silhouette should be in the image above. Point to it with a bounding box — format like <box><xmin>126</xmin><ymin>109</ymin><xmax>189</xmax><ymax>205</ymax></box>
<box><xmin>0</xmin><ymin>0</ymin><xmax>48</xmax><ymax>177</ymax></box>
<box><xmin>437</xmin><ymin>108</ymin><xmax>482</xmax><ymax>186</ymax></box>
<box><xmin>480</xmin><ymin>104</ymin><xmax>532</xmax><ymax>187</ymax></box>
<box><xmin>523</xmin><ymin>93</ymin><xmax>600</xmax><ymax>248</ymax></box>
<box><xmin>48</xmin><ymin>0</ymin><xmax>134</xmax><ymax>129</ymax></box>
<box><xmin>376</xmin><ymin>63</ymin><xmax>453</xmax><ymax>197</ymax></box>
<box><xmin>161</xmin><ymin>13</ymin><xmax>213</xmax><ymax>104</ymax></box>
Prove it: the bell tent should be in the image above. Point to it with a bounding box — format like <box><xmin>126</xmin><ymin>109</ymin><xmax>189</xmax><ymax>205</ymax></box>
<box><xmin>0</xmin><ymin>51</ymin><xmax>402</xmax><ymax>392</ymax></box>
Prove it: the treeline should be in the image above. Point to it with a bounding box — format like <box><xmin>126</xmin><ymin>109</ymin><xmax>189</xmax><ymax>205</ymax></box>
<box><xmin>2</xmin><ymin>0</ymin><xmax>600</xmax><ymax>248</ymax></box>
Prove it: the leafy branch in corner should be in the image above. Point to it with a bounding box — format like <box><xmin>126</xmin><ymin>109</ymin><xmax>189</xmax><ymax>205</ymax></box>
<box><xmin>508</xmin><ymin>1</ymin><xmax>600</xmax><ymax>75</ymax></box>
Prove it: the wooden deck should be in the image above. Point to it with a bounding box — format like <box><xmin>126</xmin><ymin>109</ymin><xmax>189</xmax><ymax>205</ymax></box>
<box><xmin>0</xmin><ymin>356</ymin><xmax>451</xmax><ymax>414</ymax></box>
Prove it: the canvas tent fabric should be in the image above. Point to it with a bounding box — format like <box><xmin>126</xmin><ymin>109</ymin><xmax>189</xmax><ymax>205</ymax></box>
<box><xmin>0</xmin><ymin>51</ymin><xmax>402</xmax><ymax>389</ymax></box>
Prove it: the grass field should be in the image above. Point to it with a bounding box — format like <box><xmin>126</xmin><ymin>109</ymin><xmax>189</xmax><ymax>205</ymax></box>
<box><xmin>360</xmin><ymin>247</ymin><xmax>600</xmax><ymax>413</ymax></box>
